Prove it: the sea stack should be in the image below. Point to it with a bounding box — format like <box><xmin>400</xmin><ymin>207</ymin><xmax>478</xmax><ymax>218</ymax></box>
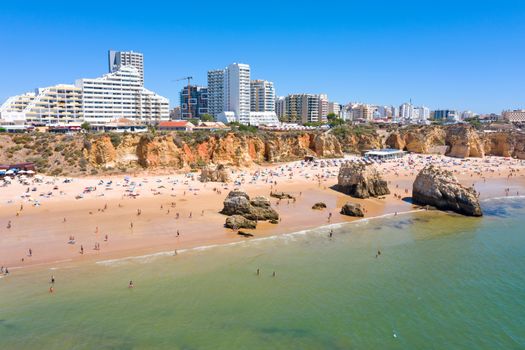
<box><xmin>335</xmin><ymin>163</ymin><xmax>390</xmax><ymax>198</ymax></box>
<box><xmin>412</xmin><ymin>165</ymin><xmax>482</xmax><ymax>216</ymax></box>
<box><xmin>221</xmin><ymin>190</ymin><xmax>279</xmax><ymax>228</ymax></box>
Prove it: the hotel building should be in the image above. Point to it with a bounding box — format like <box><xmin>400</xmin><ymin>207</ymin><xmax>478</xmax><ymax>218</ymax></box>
<box><xmin>76</xmin><ymin>66</ymin><xmax>168</xmax><ymax>124</ymax></box>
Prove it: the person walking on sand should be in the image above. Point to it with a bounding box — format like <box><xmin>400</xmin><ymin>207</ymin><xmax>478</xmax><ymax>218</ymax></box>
<box><xmin>28</xmin><ymin>248</ymin><xmax>32</xmax><ymax>257</ymax></box>
<box><xmin>177</xmin><ymin>230</ymin><xmax>180</xmax><ymax>237</ymax></box>
<box><xmin>80</xmin><ymin>245</ymin><xmax>84</xmax><ymax>255</ymax></box>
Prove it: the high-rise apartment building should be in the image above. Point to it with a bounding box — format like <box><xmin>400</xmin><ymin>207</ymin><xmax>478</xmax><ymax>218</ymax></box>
<box><xmin>207</xmin><ymin>69</ymin><xmax>225</xmax><ymax>118</ymax></box>
<box><xmin>399</xmin><ymin>102</ymin><xmax>429</xmax><ymax>123</ymax></box>
<box><xmin>275</xmin><ymin>96</ymin><xmax>286</xmax><ymax>120</ymax></box>
<box><xmin>224</xmin><ymin>63</ymin><xmax>251</xmax><ymax>124</ymax></box>
<box><xmin>250</xmin><ymin>80</ymin><xmax>275</xmax><ymax>112</ymax></box>
<box><xmin>318</xmin><ymin>94</ymin><xmax>329</xmax><ymax>121</ymax></box>
<box><xmin>76</xmin><ymin>66</ymin><xmax>168</xmax><ymax>124</ymax></box>
<box><xmin>284</xmin><ymin>94</ymin><xmax>320</xmax><ymax>124</ymax></box>
<box><xmin>328</xmin><ymin>102</ymin><xmax>341</xmax><ymax>117</ymax></box>
<box><xmin>179</xmin><ymin>85</ymin><xmax>208</xmax><ymax>119</ymax></box>
<box><xmin>432</xmin><ymin>109</ymin><xmax>459</xmax><ymax>122</ymax></box>
<box><xmin>108</xmin><ymin>50</ymin><xmax>144</xmax><ymax>85</ymax></box>
<box><xmin>399</xmin><ymin>102</ymin><xmax>413</xmax><ymax>120</ymax></box>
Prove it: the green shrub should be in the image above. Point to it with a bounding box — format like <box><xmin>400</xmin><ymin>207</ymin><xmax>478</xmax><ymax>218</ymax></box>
<box><xmin>108</xmin><ymin>133</ymin><xmax>122</xmax><ymax>148</ymax></box>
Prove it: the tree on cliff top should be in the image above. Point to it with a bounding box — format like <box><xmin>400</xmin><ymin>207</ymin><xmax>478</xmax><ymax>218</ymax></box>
<box><xmin>200</xmin><ymin>114</ymin><xmax>214</xmax><ymax>122</ymax></box>
<box><xmin>81</xmin><ymin>122</ymin><xmax>91</xmax><ymax>132</ymax></box>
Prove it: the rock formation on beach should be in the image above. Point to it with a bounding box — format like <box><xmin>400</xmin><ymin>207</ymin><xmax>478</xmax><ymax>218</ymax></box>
<box><xmin>412</xmin><ymin>165</ymin><xmax>483</xmax><ymax>216</ymax></box>
<box><xmin>225</xmin><ymin>215</ymin><xmax>256</xmax><ymax>229</ymax></box>
<box><xmin>270</xmin><ymin>192</ymin><xmax>295</xmax><ymax>200</ymax></box>
<box><xmin>200</xmin><ymin>164</ymin><xmax>230</xmax><ymax>182</ymax></box>
<box><xmin>312</xmin><ymin>202</ymin><xmax>327</xmax><ymax>210</ymax></box>
<box><xmin>221</xmin><ymin>190</ymin><xmax>279</xmax><ymax>228</ymax></box>
<box><xmin>340</xmin><ymin>203</ymin><xmax>364</xmax><ymax>217</ymax></box>
<box><xmin>334</xmin><ymin>163</ymin><xmax>390</xmax><ymax>198</ymax></box>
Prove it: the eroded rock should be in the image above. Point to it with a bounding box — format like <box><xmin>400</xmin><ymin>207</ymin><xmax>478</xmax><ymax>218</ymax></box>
<box><xmin>221</xmin><ymin>191</ymin><xmax>279</xmax><ymax>226</ymax></box>
<box><xmin>225</xmin><ymin>215</ymin><xmax>256</xmax><ymax>229</ymax></box>
<box><xmin>340</xmin><ymin>203</ymin><xmax>364</xmax><ymax>217</ymax></box>
<box><xmin>335</xmin><ymin>163</ymin><xmax>390</xmax><ymax>198</ymax></box>
<box><xmin>312</xmin><ymin>202</ymin><xmax>327</xmax><ymax>210</ymax></box>
<box><xmin>412</xmin><ymin>165</ymin><xmax>482</xmax><ymax>216</ymax></box>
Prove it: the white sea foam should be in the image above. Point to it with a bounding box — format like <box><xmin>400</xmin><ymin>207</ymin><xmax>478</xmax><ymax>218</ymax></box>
<box><xmin>481</xmin><ymin>195</ymin><xmax>525</xmax><ymax>202</ymax></box>
<box><xmin>96</xmin><ymin>209</ymin><xmax>424</xmax><ymax>267</ymax></box>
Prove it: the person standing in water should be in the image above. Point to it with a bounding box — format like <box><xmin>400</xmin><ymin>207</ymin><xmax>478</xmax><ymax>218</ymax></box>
<box><xmin>128</xmin><ymin>280</ymin><xmax>134</xmax><ymax>288</ymax></box>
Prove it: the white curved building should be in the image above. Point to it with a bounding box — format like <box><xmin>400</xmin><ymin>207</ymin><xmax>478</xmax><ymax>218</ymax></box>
<box><xmin>75</xmin><ymin>66</ymin><xmax>169</xmax><ymax>124</ymax></box>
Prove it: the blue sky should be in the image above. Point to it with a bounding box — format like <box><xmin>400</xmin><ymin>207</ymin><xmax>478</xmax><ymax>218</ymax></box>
<box><xmin>1</xmin><ymin>0</ymin><xmax>524</xmax><ymax>113</ymax></box>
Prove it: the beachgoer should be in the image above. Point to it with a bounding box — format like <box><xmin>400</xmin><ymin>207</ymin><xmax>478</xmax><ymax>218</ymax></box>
<box><xmin>256</xmin><ymin>268</ymin><xmax>260</xmax><ymax>276</ymax></box>
<box><xmin>129</xmin><ymin>280</ymin><xmax>134</xmax><ymax>288</ymax></box>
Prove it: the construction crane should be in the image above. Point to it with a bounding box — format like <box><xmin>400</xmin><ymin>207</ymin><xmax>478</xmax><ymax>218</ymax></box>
<box><xmin>173</xmin><ymin>76</ymin><xmax>193</xmax><ymax>119</ymax></box>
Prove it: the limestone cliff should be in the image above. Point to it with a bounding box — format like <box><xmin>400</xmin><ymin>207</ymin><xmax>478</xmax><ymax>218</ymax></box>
<box><xmin>386</xmin><ymin>126</ymin><xmax>446</xmax><ymax>154</ymax></box>
<box><xmin>445</xmin><ymin>125</ymin><xmax>485</xmax><ymax>158</ymax></box>
<box><xmin>385</xmin><ymin>124</ymin><xmax>524</xmax><ymax>159</ymax></box>
<box><xmin>84</xmin><ymin>131</ymin><xmax>345</xmax><ymax>171</ymax></box>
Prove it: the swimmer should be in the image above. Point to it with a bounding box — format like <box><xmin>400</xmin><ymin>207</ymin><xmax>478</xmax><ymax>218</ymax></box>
<box><xmin>51</xmin><ymin>275</ymin><xmax>55</xmax><ymax>284</ymax></box>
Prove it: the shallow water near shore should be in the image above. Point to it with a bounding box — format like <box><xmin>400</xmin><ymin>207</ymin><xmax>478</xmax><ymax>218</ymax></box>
<box><xmin>1</xmin><ymin>198</ymin><xmax>525</xmax><ymax>349</ymax></box>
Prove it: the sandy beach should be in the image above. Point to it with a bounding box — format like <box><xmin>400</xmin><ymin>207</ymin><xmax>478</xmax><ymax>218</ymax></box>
<box><xmin>1</xmin><ymin>154</ymin><xmax>525</xmax><ymax>272</ymax></box>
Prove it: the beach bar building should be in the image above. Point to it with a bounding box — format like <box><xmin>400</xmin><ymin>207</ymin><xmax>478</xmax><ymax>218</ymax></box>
<box><xmin>364</xmin><ymin>149</ymin><xmax>406</xmax><ymax>160</ymax></box>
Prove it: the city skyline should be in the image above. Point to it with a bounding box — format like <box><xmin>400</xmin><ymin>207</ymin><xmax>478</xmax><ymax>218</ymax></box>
<box><xmin>1</xmin><ymin>0</ymin><xmax>525</xmax><ymax>114</ymax></box>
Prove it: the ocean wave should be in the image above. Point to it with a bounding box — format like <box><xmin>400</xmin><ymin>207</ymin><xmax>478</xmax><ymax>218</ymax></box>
<box><xmin>96</xmin><ymin>209</ymin><xmax>424</xmax><ymax>267</ymax></box>
<box><xmin>481</xmin><ymin>195</ymin><xmax>525</xmax><ymax>202</ymax></box>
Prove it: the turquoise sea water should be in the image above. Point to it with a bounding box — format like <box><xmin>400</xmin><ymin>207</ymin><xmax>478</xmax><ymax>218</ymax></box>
<box><xmin>1</xmin><ymin>197</ymin><xmax>525</xmax><ymax>349</ymax></box>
